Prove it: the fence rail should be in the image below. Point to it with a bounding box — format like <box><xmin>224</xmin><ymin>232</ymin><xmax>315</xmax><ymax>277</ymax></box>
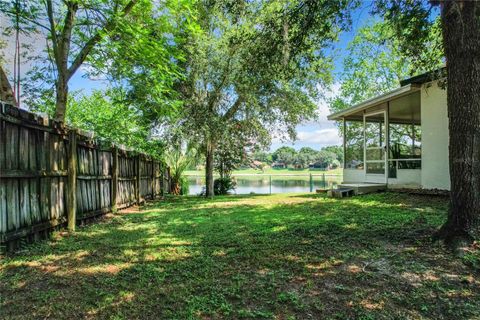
<box><xmin>186</xmin><ymin>173</ymin><xmax>343</xmax><ymax>195</ymax></box>
<box><xmin>0</xmin><ymin>103</ymin><xmax>169</xmax><ymax>251</ymax></box>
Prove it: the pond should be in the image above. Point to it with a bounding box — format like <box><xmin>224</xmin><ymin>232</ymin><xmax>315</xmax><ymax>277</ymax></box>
<box><xmin>187</xmin><ymin>174</ymin><xmax>343</xmax><ymax>195</ymax></box>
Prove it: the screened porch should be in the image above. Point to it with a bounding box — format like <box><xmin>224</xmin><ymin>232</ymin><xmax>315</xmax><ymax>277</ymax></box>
<box><xmin>328</xmin><ymin>84</ymin><xmax>422</xmax><ymax>188</ymax></box>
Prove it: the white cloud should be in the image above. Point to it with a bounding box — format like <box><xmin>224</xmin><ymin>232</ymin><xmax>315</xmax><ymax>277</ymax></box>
<box><xmin>270</xmin><ymin>126</ymin><xmax>342</xmax><ymax>151</ymax></box>
<box><xmin>297</xmin><ymin>128</ymin><xmax>342</xmax><ymax>145</ymax></box>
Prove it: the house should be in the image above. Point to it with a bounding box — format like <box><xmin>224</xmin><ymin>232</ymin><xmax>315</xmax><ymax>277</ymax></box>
<box><xmin>272</xmin><ymin>162</ymin><xmax>287</xmax><ymax>169</ymax></box>
<box><xmin>0</xmin><ymin>65</ymin><xmax>16</xmax><ymax>105</ymax></box>
<box><xmin>250</xmin><ymin>160</ymin><xmax>267</xmax><ymax>170</ymax></box>
<box><xmin>309</xmin><ymin>161</ymin><xmax>328</xmax><ymax>170</ymax></box>
<box><xmin>327</xmin><ymin>68</ymin><xmax>450</xmax><ymax>192</ymax></box>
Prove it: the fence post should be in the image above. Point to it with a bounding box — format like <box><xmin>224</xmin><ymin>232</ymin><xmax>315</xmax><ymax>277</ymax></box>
<box><xmin>161</xmin><ymin>165</ymin><xmax>166</xmax><ymax>197</ymax></box>
<box><xmin>309</xmin><ymin>173</ymin><xmax>313</xmax><ymax>192</ymax></box>
<box><xmin>151</xmin><ymin>161</ymin><xmax>155</xmax><ymax>199</ymax></box>
<box><xmin>135</xmin><ymin>154</ymin><xmax>141</xmax><ymax>205</ymax></box>
<box><xmin>323</xmin><ymin>173</ymin><xmax>326</xmax><ymax>189</ymax></box>
<box><xmin>269</xmin><ymin>175</ymin><xmax>272</xmax><ymax>194</ymax></box>
<box><xmin>111</xmin><ymin>145</ymin><xmax>118</xmax><ymax>212</ymax></box>
<box><xmin>167</xmin><ymin>167</ymin><xmax>171</xmax><ymax>194</ymax></box>
<box><xmin>67</xmin><ymin>129</ymin><xmax>77</xmax><ymax>231</ymax></box>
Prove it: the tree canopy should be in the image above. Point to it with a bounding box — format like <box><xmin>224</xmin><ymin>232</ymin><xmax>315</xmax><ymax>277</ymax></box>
<box><xmin>66</xmin><ymin>89</ymin><xmax>163</xmax><ymax>157</ymax></box>
<box><xmin>264</xmin><ymin>146</ymin><xmax>341</xmax><ymax>169</ymax></box>
<box><xmin>167</xmin><ymin>0</ymin><xmax>356</xmax><ymax>196</ymax></box>
<box><xmin>0</xmin><ymin>0</ymin><xmax>196</xmax><ymax>121</ymax></box>
<box><xmin>331</xmin><ymin>18</ymin><xmax>444</xmax><ymax>113</ymax></box>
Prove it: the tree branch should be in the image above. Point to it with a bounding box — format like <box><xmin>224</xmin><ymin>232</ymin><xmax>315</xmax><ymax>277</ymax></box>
<box><xmin>223</xmin><ymin>96</ymin><xmax>243</xmax><ymax>120</ymax></box>
<box><xmin>66</xmin><ymin>0</ymin><xmax>138</xmax><ymax>80</ymax></box>
<box><xmin>45</xmin><ymin>0</ymin><xmax>59</xmax><ymax>65</ymax></box>
<box><xmin>2</xmin><ymin>7</ymin><xmax>52</xmax><ymax>32</ymax></box>
<box><xmin>58</xmin><ymin>1</ymin><xmax>78</xmax><ymax>71</ymax></box>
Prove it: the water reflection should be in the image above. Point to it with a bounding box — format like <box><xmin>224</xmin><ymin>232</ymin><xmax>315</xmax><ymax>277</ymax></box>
<box><xmin>187</xmin><ymin>175</ymin><xmax>342</xmax><ymax>195</ymax></box>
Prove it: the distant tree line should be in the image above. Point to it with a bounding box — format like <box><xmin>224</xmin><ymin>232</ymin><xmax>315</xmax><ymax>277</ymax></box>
<box><xmin>252</xmin><ymin>146</ymin><xmax>343</xmax><ymax>170</ymax></box>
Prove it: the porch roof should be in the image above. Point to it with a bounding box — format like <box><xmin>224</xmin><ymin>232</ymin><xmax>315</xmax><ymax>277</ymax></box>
<box><xmin>327</xmin><ymin>84</ymin><xmax>420</xmax><ymax>122</ymax></box>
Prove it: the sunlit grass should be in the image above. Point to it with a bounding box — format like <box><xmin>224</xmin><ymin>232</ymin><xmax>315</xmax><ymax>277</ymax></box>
<box><xmin>1</xmin><ymin>192</ymin><xmax>479</xmax><ymax>319</ymax></box>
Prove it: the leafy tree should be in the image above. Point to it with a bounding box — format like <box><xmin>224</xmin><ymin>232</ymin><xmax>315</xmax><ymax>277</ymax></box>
<box><xmin>252</xmin><ymin>151</ymin><xmax>273</xmax><ymax>165</ymax></box>
<box><xmin>331</xmin><ymin>19</ymin><xmax>443</xmax><ymax>113</ymax></box>
<box><xmin>331</xmin><ymin>159</ymin><xmax>341</xmax><ymax>169</ymax></box>
<box><xmin>331</xmin><ymin>19</ymin><xmax>433</xmax><ymax>172</ymax></box>
<box><xmin>322</xmin><ymin>145</ymin><xmax>344</xmax><ymax>166</ymax></box>
<box><xmin>272</xmin><ymin>146</ymin><xmax>297</xmax><ymax>167</ymax></box>
<box><xmin>214</xmin><ymin>131</ymin><xmax>250</xmax><ymax>179</ymax></box>
<box><xmin>173</xmin><ymin>0</ymin><xmax>357</xmax><ymax>197</ymax></box>
<box><xmin>88</xmin><ymin>0</ymin><xmax>196</xmax><ymax>122</ymax></box>
<box><xmin>0</xmin><ymin>0</ymin><xmax>194</xmax><ymax>121</ymax></box>
<box><xmin>314</xmin><ymin>150</ymin><xmax>338</xmax><ymax>169</ymax></box>
<box><xmin>374</xmin><ymin>0</ymin><xmax>480</xmax><ymax>246</ymax></box>
<box><xmin>164</xmin><ymin>143</ymin><xmax>198</xmax><ymax>195</ymax></box>
<box><xmin>65</xmin><ymin>89</ymin><xmax>163</xmax><ymax>154</ymax></box>
<box><xmin>295</xmin><ymin>147</ymin><xmax>318</xmax><ymax>169</ymax></box>
<box><xmin>211</xmin><ymin>117</ymin><xmax>270</xmax><ymax>178</ymax></box>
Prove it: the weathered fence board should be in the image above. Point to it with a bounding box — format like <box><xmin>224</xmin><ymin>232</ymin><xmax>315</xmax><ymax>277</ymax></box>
<box><xmin>0</xmin><ymin>103</ymin><xmax>169</xmax><ymax>251</ymax></box>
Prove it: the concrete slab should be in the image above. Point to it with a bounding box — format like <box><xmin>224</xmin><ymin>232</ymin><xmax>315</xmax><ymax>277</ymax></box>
<box><xmin>338</xmin><ymin>183</ymin><xmax>387</xmax><ymax>195</ymax></box>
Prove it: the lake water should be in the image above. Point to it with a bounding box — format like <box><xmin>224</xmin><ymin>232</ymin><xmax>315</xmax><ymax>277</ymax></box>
<box><xmin>187</xmin><ymin>175</ymin><xmax>343</xmax><ymax>195</ymax></box>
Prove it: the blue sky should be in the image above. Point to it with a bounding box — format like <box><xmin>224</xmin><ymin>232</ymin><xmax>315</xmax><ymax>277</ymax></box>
<box><xmin>2</xmin><ymin>3</ymin><xmax>374</xmax><ymax>152</ymax></box>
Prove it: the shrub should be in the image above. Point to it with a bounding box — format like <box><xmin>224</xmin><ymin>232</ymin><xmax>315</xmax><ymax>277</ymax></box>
<box><xmin>331</xmin><ymin>159</ymin><xmax>341</xmax><ymax>169</ymax></box>
<box><xmin>179</xmin><ymin>176</ymin><xmax>190</xmax><ymax>195</ymax></box>
<box><xmin>214</xmin><ymin>177</ymin><xmax>236</xmax><ymax>195</ymax></box>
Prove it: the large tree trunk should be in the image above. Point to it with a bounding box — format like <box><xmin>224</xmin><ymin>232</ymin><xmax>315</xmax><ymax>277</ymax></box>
<box><xmin>54</xmin><ymin>75</ymin><xmax>69</xmax><ymax>121</ymax></box>
<box><xmin>170</xmin><ymin>180</ymin><xmax>181</xmax><ymax>195</ymax></box>
<box><xmin>205</xmin><ymin>141</ymin><xmax>216</xmax><ymax>198</ymax></box>
<box><xmin>436</xmin><ymin>1</ymin><xmax>480</xmax><ymax>245</ymax></box>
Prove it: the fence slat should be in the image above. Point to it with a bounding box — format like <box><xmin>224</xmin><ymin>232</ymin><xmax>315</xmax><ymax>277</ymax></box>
<box><xmin>0</xmin><ymin>182</ymin><xmax>7</xmax><ymax>234</ymax></box>
<box><xmin>0</xmin><ymin>103</ymin><xmax>167</xmax><ymax>252</ymax></box>
<box><xmin>67</xmin><ymin>130</ymin><xmax>77</xmax><ymax>231</ymax></box>
<box><xmin>112</xmin><ymin>147</ymin><xmax>118</xmax><ymax>211</ymax></box>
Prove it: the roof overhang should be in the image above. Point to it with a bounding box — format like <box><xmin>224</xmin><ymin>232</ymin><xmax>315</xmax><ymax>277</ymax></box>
<box><xmin>327</xmin><ymin>84</ymin><xmax>421</xmax><ymax>121</ymax></box>
<box><xmin>399</xmin><ymin>66</ymin><xmax>446</xmax><ymax>86</ymax></box>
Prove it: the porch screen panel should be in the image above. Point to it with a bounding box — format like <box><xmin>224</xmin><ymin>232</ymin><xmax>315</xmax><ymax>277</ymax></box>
<box><xmin>389</xmin><ymin>123</ymin><xmax>421</xmax><ymax>166</ymax></box>
<box><xmin>365</xmin><ymin>121</ymin><xmax>386</xmax><ymax>161</ymax></box>
<box><xmin>344</xmin><ymin>121</ymin><xmax>364</xmax><ymax>170</ymax></box>
<box><xmin>364</xmin><ymin>112</ymin><xmax>386</xmax><ymax>175</ymax></box>
<box><xmin>388</xmin><ymin>92</ymin><xmax>422</xmax><ymax>178</ymax></box>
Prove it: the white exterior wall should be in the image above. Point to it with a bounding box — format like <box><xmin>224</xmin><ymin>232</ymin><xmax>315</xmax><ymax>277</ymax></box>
<box><xmin>343</xmin><ymin>169</ymin><xmax>364</xmax><ymax>183</ymax></box>
<box><xmin>420</xmin><ymin>81</ymin><xmax>450</xmax><ymax>190</ymax></box>
<box><xmin>388</xmin><ymin>169</ymin><xmax>422</xmax><ymax>189</ymax></box>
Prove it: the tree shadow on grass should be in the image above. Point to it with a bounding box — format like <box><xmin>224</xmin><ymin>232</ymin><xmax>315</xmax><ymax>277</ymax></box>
<box><xmin>1</xmin><ymin>193</ymin><xmax>478</xmax><ymax>319</ymax></box>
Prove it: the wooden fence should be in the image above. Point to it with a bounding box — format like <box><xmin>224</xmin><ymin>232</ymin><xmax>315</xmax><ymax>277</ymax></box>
<box><xmin>0</xmin><ymin>103</ymin><xmax>169</xmax><ymax>251</ymax></box>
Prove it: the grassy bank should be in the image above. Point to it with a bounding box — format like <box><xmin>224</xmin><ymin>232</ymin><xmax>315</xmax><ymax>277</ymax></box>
<box><xmin>1</xmin><ymin>193</ymin><xmax>479</xmax><ymax>319</ymax></box>
<box><xmin>185</xmin><ymin>167</ymin><xmax>343</xmax><ymax>176</ymax></box>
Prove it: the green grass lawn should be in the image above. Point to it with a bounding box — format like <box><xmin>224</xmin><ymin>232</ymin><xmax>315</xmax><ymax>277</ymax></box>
<box><xmin>185</xmin><ymin>167</ymin><xmax>343</xmax><ymax>176</ymax></box>
<box><xmin>1</xmin><ymin>193</ymin><xmax>479</xmax><ymax>319</ymax></box>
